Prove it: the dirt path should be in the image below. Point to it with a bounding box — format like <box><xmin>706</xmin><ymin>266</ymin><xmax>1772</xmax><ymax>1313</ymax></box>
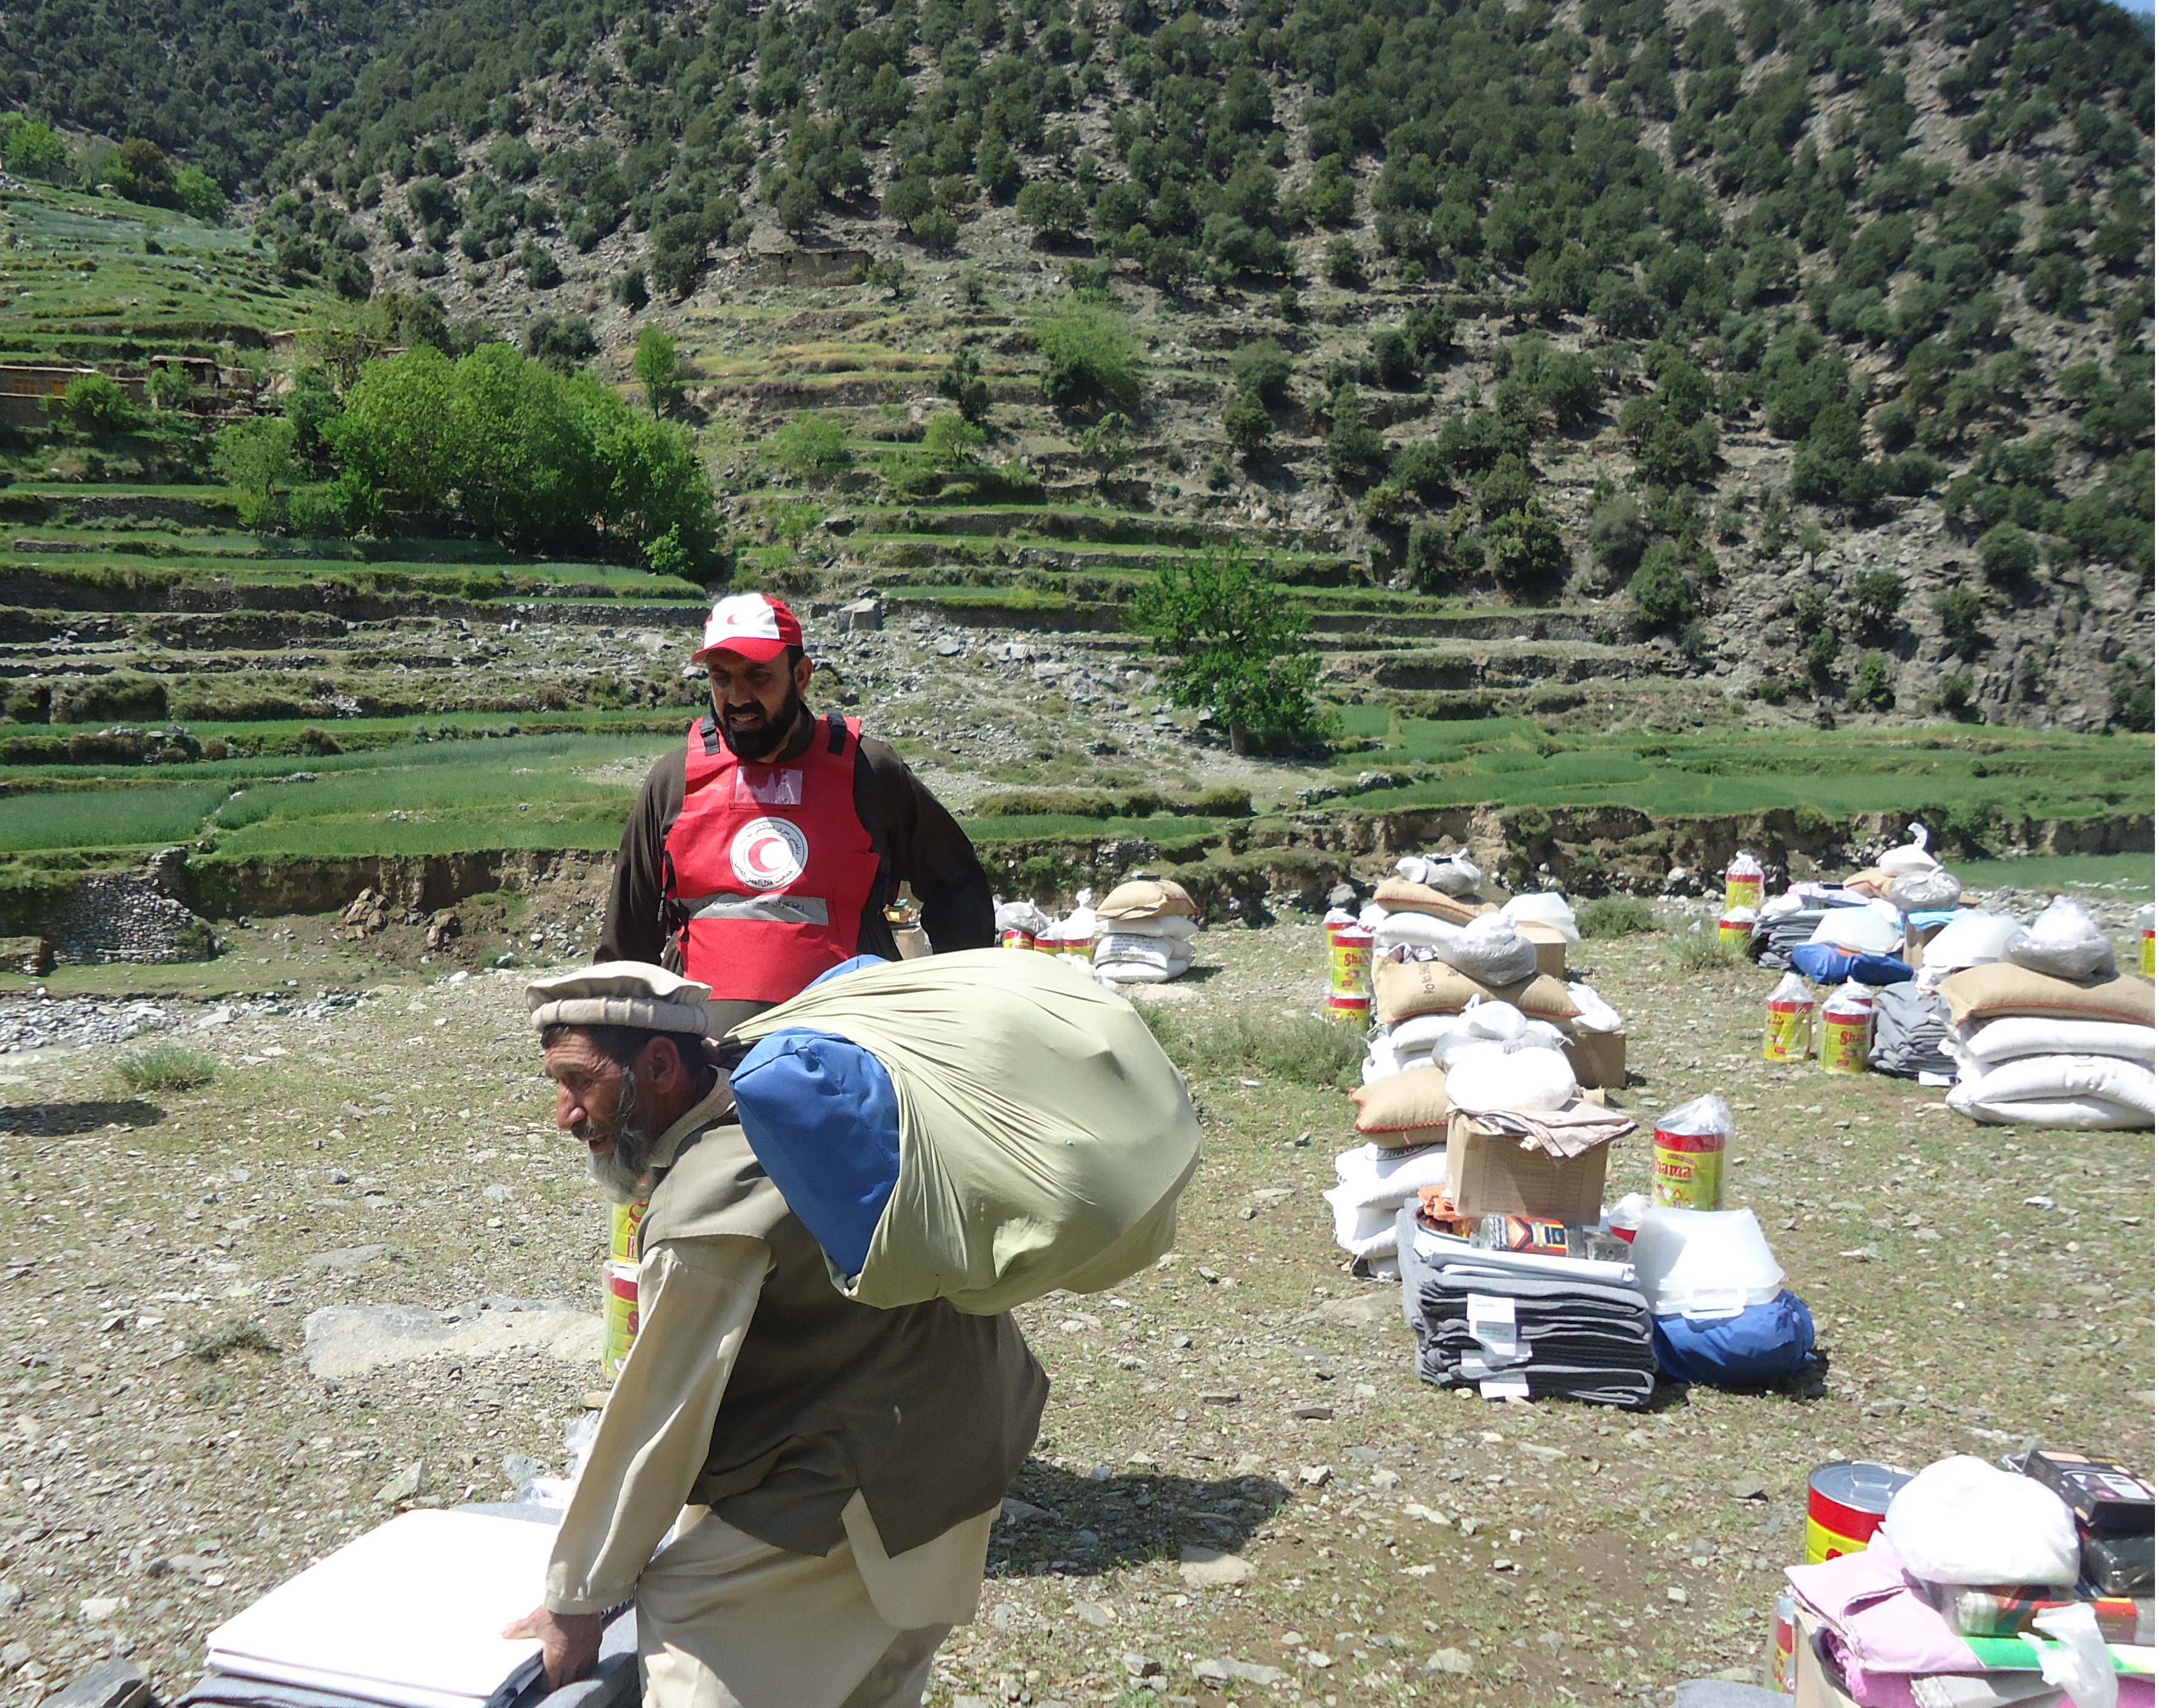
<box><xmin>0</xmin><ymin>918</ymin><xmax>2147</xmax><ymax>1704</ymax></box>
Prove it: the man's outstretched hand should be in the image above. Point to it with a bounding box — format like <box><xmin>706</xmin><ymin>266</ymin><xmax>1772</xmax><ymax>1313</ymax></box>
<box><xmin>503</xmin><ymin>1606</ymin><xmax>603</xmax><ymax>1690</ymax></box>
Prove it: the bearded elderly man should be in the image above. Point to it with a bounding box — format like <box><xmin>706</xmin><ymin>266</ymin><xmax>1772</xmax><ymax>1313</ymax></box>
<box><xmin>504</xmin><ymin>962</ymin><xmax>1047</xmax><ymax>1707</ymax></box>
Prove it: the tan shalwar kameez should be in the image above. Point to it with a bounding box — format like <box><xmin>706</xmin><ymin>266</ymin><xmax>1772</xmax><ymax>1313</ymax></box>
<box><xmin>543</xmin><ymin>1083</ymin><xmax>999</xmax><ymax>1708</ymax></box>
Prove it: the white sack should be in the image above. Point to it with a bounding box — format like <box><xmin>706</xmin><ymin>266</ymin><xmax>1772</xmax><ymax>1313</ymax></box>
<box><xmin>1808</xmin><ymin>903</ymin><xmax>1904</xmax><ymax>954</ymax></box>
<box><xmin>1333</xmin><ymin>1141</ymin><xmax>1453</xmax><ymax>1207</ymax></box>
<box><xmin>1358</xmin><ymin>901</ymin><xmax>1390</xmax><ymax>933</ymax></box>
<box><xmin>1946</xmin><ymin>1054</ymin><xmax>2155</xmax><ymax>1128</ymax></box>
<box><xmin>1878</xmin><ymin>822</ymin><xmax>1940</xmax><ymax>877</ymax></box>
<box><xmin>1502</xmin><ymin>892</ymin><xmax>1581</xmax><ymax>943</ymax></box>
<box><xmin>1386</xmin><ymin>1012</ymin><xmax>1458</xmax><ymax>1052</ymax></box>
<box><xmin>1098</xmin><ymin>914</ymin><xmax>1199</xmax><ymax>942</ymax></box>
<box><xmin>1881</xmin><ymin>1456</ymin><xmax>2080</xmax><ymax>1587</ymax></box>
<box><xmin>1922</xmin><ymin>912</ymin><xmax>2023</xmax><ymax>973</ymax></box>
<box><xmin>1434</xmin><ymin>913</ymin><xmax>1538</xmax><ymax>986</ymax></box>
<box><xmin>1093</xmin><ymin>933</ymin><xmax>1193</xmax><ymax>972</ymax></box>
<box><xmin>1443</xmin><ymin>1042</ymin><xmax>1575</xmax><ymax>1113</ymax></box>
<box><xmin>1567</xmin><ymin>981</ymin><xmax>1625</xmax><ymax>1034</ymax></box>
<box><xmin>1398</xmin><ymin>851</ymin><xmax>1483</xmax><ymax>897</ymax></box>
<box><xmin>1955</xmin><ymin>1017</ymin><xmax>2156</xmax><ymax>1065</ymax></box>
<box><xmin>1375</xmin><ymin>912</ymin><xmax>1466</xmax><ymax>953</ymax></box>
<box><xmin>994</xmin><ymin>900</ymin><xmax>1053</xmax><ymax>935</ymax></box>
<box><xmin>1322</xmin><ymin>1189</ymin><xmax>1402</xmax><ymax>1257</ymax></box>
<box><xmin>1094</xmin><ymin>962</ymin><xmax>1176</xmax><ymax>985</ymax></box>
<box><xmin>1889</xmin><ymin>867</ymin><xmax>1965</xmax><ymax>912</ymax></box>
<box><xmin>2005</xmin><ymin>895</ymin><xmax>2117</xmax><ymax>982</ymax></box>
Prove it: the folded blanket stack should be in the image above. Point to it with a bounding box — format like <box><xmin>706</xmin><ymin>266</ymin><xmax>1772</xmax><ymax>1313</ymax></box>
<box><xmin>1397</xmin><ymin>1211</ymin><xmax>1656</xmax><ymax>1408</ymax></box>
<box><xmin>1867</xmin><ymin>982</ymin><xmax>1957</xmax><ymax>1082</ymax></box>
<box><xmin>1935</xmin><ymin>960</ymin><xmax>2155</xmax><ymax>1130</ymax></box>
<box><xmin>1089</xmin><ymin>877</ymin><xmax>1199</xmax><ymax>985</ymax></box>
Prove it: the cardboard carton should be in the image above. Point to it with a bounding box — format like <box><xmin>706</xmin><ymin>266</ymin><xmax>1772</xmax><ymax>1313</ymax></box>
<box><xmin>1447</xmin><ymin>1113</ymin><xmax>1611</xmax><ymax>1223</ymax></box>
<box><xmin>1563</xmin><ymin>1029</ymin><xmax>1626</xmax><ymax>1090</ymax></box>
<box><xmin>1516</xmin><ymin>920</ymin><xmax>1570</xmax><ymax>981</ymax></box>
<box><xmin>1793</xmin><ymin>1608</ymin><xmax>1859</xmax><ymax>1708</ymax></box>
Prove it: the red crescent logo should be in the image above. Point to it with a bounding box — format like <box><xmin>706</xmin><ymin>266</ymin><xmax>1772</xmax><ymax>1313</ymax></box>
<box><xmin>730</xmin><ymin>817</ymin><xmax>809</xmax><ymax>890</ymax></box>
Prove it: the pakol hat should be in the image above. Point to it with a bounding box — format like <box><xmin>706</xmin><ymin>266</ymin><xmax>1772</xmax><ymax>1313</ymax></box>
<box><xmin>690</xmin><ymin>593</ymin><xmax>804</xmax><ymax>664</ymax></box>
<box><xmin>527</xmin><ymin>961</ymin><xmax>713</xmax><ymax>1036</ymax></box>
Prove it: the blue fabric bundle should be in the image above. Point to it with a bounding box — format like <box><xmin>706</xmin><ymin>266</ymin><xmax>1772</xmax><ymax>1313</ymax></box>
<box><xmin>732</xmin><ymin>1027</ymin><xmax>901</xmax><ymax>1279</ymax></box>
<box><xmin>1789</xmin><ymin>942</ymin><xmax>1913</xmax><ymax>986</ymax></box>
<box><xmin>1651</xmin><ymin>1291</ymin><xmax>1817</xmax><ymax>1386</ymax></box>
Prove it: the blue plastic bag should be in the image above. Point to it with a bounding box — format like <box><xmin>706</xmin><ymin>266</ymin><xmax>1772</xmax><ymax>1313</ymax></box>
<box><xmin>1790</xmin><ymin>942</ymin><xmax>1913</xmax><ymax>986</ymax></box>
<box><xmin>1651</xmin><ymin>1291</ymin><xmax>1816</xmax><ymax>1386</ymax></box>
<box><xmin>732</xmin><ymin>1028</ymin><xmax>901</xmax><ymax>1278</ymax></box>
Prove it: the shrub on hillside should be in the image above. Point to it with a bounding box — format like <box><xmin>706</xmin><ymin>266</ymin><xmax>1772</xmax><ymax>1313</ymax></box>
<box><xmin>1034</xmin><ymin>303</ymin><xmax>1143</xmax><ymax>412</ymax></box>
<box><xmin>765</xmin><ymin>413</ymin><xmax>852</xmax><ymax>482</ymax></box>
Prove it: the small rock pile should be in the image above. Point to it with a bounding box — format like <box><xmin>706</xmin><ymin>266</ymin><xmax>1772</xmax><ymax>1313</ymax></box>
<box><xmin>0</xmin><ymin>996</ymin><xmax>175</xmax><ymax>1054</ymax></box>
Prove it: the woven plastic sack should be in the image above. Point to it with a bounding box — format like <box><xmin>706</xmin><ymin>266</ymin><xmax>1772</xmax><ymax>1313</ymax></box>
<box><xmin>1435</xmin><ymin>913</ymin><xmax>1538</xmax><ymax>986</ymax></box>
<box><xmin>1503</xmin><ymin>892</ymin><xmax>1581</xmax><ymax>943</ymax></box>
<box><xmin>1881</xmin><ymin>1456</ymin><xmax>2080</xmax><ymax>1586</ymax></box>
<box><xmin>1922</xmin><ymin>912</ymin><xmax>2022</xmax><ymax>973</ymax></box>
<box><xmin>1398</xmin><ymin>850</ymin><xmax>1483</xmax><ymax>898</ymax></box>
<box><xmin>729</xmin><ymin>949</ymin><xmax>1201</xmax><ymax>1313</ymax></box>
<box><xmin>2006</xmin><ymin>895</ymin><xmax>2117</xmax><ymax>982</ymax></box>
<box><xmin>1808</xmin><ymin>905</ymin><xmax>1904</xmax><ymax>955</ymax></box>
<box><xmin>1878</xmin><ymin>822</ymin><xmax>1941</xmax><ymax>877</ymax></box>
<box><xmin>1888</xmin><ymin>867</ymin><xmax>1965</xmax><ymax>911</ymax></box>
<box><xmin>1443</xmin><ymin>1041</ymin><xmax>1575</xmax><ymax>1111</ymax></box>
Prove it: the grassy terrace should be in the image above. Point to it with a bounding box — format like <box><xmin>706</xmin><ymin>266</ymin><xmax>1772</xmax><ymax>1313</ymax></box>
<box><xmin>0</xmin><ymin>703</ymin><xmax>2145</xmax><ymax>873</ymax></box>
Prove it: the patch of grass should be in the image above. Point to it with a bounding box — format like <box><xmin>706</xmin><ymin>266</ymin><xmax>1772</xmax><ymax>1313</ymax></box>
<box><xmin>0</xmin><ymin>782</ymin><xmax>227</xmax><ymax>851</ymax></box>
<box><xmin>1671</xmin><ymin>933</ymin><xmax>1746</xmax><ymax>972</ymax></box>
<box><xmin>1138</xmin><ymin>1005</ymin><xmax>1365</xmax><ymax>1088</ymax></box>
<box><xmin>1955</xmin><ymin>853</ymin><xmax>2156</xmax><ymax>897</ymax></box>
<box><xmin>1576</xmin><ymin>897</ymin><xmax>1658</xmax><ymax>938</ymax></box>
<box><xmin>188</xmin><ymin>1373</ymin><xmax>235</xmax><ymax>1405</ymax></box>
<box><xmin>116</xmin><ymin>1043</ymin><xmax>220</xmax><ymax>1092</ymax></box>
<box><xmin>189</xmin><ymin>1316</ymin><xmax>279</xmax><ymax>1362</ymax></box>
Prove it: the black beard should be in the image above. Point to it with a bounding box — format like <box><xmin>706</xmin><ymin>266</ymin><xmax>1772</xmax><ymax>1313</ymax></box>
<box><xmin>578</xmin><ymin>1068</ymin><xmax>659</xmax><ymax>1203</ymax></box>
<box><xmin>719</xmin><ymin>686</ymin><xmax>807</xmax><ymax>760</ymax></box>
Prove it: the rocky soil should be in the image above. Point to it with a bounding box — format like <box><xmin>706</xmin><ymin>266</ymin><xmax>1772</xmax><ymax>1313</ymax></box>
<box><xmin>0</xmin><ymin>904</ymin><xmax>2148</xmax><ymax>1706</ymax></box>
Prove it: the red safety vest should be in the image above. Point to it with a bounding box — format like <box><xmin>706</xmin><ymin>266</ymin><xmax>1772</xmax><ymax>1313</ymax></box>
<box><xmin>662</xmin><ymin>710</ymin><xmax>883</xmax><ymax>1004</ymax></box>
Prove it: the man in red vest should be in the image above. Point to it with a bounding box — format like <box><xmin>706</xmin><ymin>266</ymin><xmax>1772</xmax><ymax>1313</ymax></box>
<box><xmin>599</xmin><ymin>593</ymin><xmax>995</xmax><ymax>1032</ymax></box>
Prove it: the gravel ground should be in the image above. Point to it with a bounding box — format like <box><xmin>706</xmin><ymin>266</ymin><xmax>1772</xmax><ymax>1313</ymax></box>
<box><xmin>0</xmin><ymin>910</ymin><xmax>2148</xmax><ymax>1706</ymax></box>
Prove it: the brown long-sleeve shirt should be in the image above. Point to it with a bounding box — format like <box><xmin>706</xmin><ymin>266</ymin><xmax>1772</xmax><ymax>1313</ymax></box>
<box><xmin>598</xmin><ymin>706</ymin><xmax>996</xmax><ymax>1010</ymax></box>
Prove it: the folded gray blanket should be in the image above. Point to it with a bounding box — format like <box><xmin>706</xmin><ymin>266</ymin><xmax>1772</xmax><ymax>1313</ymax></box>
<box><xmin>1867</xmin><ymin>981</ymin><xmax>1955</xmax><ymax>1079</ymax></box>
<box><xmin>1400</xmin><ymin>1229</ymin><xmax>1657</xmax><ymax>1409</ymax></box>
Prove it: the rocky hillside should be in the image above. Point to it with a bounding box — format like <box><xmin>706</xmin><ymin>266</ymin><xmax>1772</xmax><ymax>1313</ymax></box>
<box><xmin>5</xmin><ymin>0</ymin><xmax>2154</xmax><ymax>731</ymax></box>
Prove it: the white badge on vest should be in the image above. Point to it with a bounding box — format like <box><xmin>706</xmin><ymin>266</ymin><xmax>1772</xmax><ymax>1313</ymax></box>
<box><xmin>732</xmin><ymin>768</ymin><xmax>805</xmax><ymax>807</ymax></box>
<box><xmin>731</xmin><ymin>817</ymin><xmax>810</xmax><ymax>889</ymax></box>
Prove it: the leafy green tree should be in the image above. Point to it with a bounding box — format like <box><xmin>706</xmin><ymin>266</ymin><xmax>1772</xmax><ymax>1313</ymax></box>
<box><xmin>1850</xmin><ymin>569</ymin><xmax>1904</xmax><ymax>637</ymax></box>
<box><xmin>765</xmin><ymin>412</ymin><xmax>852</xmax><ymax>482</ymax></box>
<box><xmin>634</xmin><ymin>327</ymin><xmax>681</xmax><ymax>415</ymax></box>
<box><xmin>4</xmin><ymin>121</ymin><xmax>68</xmax><ymax>181</ymax></box>
<box><xmin>1324</xmin><ymin>237</ymin><xmax>1365</xmax><ymax>288</ymax></box>
<box><xmin>1629</xmin><ymin>541</ymin><xmax>1697</xmax><ymax>634</ymax></box>
<box><xmin>1851</xmin><ymin>650</ymin><xmax>1895</xmax><ymax>710</ymax></box>
<box><xmin>1230</xmin><ymin>339</ymin><xmax>1293</xmax><ymax>406</ymax></box>
<box><xmin>1015</xmin><ymin>181</ymin><xmax>1087</xmax><ymax>246</ymax></box>
<box><xmin>612</xmin><ymin>269</ymin><xmax>650</xmax><ymax>312</ymax></box>
<box><xmin>1977</xmin><ymin>521</ymin><xmax>2038</xmax><ymax>585</ymax></box>
<box><xmin>58</xmin><ymin>372</ymin><xmax>135</xmax><ymax>437</ymax></box>
<box><xmin>1223</xmin><ymin>389</ymin><xmax>1272</xmax><ymax>457</ymax></box>
<box><xmin>172</xmin><ymin>166</ymin><xmax>226</xmax><ymax>223</ymax></box>
<box><xmin>145</xmin><ymin>363</ymin><xmax>193</xmax><ymax>411</ymax></box>
<box><xmin>1934</xmin><ymin>585</ymin><xmax>1988</xmax><ymax>659</ymax></box>
<box><xmin>1484</xmin><ymin>501</ymin><xmax>1569</xmax><ymax>594</ymax></box>
<box><xmin>113</xmin><ymin>138</ymin><xmax>173</xmax><ymax>203</ymax></box>
<box><xmin>866</xmin><ymin>259</ymin><xmax>907</xmax><ymax>298</ymax></box>
<box><xmin>909</xmin><ymin>208</ymin><xmax>960</xmax><ymax>251</ymax></box>
<box><xmin>1325</xmin><ymin>385</ymin><xmax>1384</xmax><ymax>479</ymax></box>
<box><xmin>524</xmin><ymin>314</ymin><xmax>598</xmax><ymax>373</ymax></box>
<box><xmin>213</xmin><ymin>417</ymin><xmax>299</xmax><ymax>531</ymax></box>
<box><xmin>519</xmin><ymin>243</ymin><xmax>563</xmax><ymax>290</ymax></box>
<box><xmin>1077</xmin><ymin>412</ymin><xmax>1135</xmax><ymax>491</ymax></box>
<box><xmin>937</xmin><ymin>346</ymin><xmax>992</xmax><ymax>423</ymax></box>
<box><xmin>1131</xmin><ymin>551</ymin><xmax>1325</xmax><ymax>754</ymax></box>
<box><xmin>1034</xmin><ymin>303</ymin><xmax>1143</xmax><ymax>412</ymax></box>
<box><xmin>651</xmin><ymin>214</ymin><xmax>711</xmax><ymax>299</ymax></box>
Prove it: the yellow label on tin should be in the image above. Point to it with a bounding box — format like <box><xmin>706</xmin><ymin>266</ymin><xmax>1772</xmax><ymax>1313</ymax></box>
<box><xmin>1764</xmin><ymin>1000</ymin><xmax>1814</xmax><ymax>1063</ymax></box>
<box><xmin>1820</xmin><ymin>1012</ymin><xmax>1870</xmax><ymax>1074</ymax></box>
<box><xmin>1804</xmin><ymin>1514</ymin><xmax>1872</xmax><ymax>1566</ymax></box>
<box><xmin>609</xmin><ymin>1197</ymin><xmax>648</xmax><ymax>1263</ymax></box>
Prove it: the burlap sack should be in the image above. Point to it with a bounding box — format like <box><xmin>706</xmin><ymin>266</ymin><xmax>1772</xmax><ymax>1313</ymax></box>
<box><xmin>1349</xmin><ymin>1066</ymin><xmax>1452</xmax><ymax>1149</ymax></box>
<box><xmin>1097</xmin><ymin>876</ymin><xmax>1199</xmax><ymax>922</ymax></box>
<box><xmin>1373</xmin><ymin>958</ymin><xmax>1582</xmax><ymax>1026</ymax></box>
<box><xmin>1372</xmin><ymin>877</ymin><xmax>1488</xmax><ymax>925</ymax></box>
<box><xmin>1935</xmin><ymin>964</ymin><xmax>2156</xmax><ymax>1029</ymax></box>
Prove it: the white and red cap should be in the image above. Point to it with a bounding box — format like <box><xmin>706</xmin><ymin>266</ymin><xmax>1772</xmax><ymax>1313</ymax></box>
<box><xmin>690</xmin><ymin>593</ymin><xmax>804</xmax><ymax>664</ymax></box>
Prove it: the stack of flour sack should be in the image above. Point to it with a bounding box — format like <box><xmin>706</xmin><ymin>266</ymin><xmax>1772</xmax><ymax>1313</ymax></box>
<box><xmin>1089</xmin><ymin>877</ymin><xmax>1201</xmax><ymax>985</ymax></box>
<box><xmin>1353</xmin><ymin>858</ymin><xmax>1627</xmax><ymax>1094</ymax></box>
<box><xmin>1931</xmin><ymin>896</ymin><xmax>2155</xmax><ymax>1130</ymax></box>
